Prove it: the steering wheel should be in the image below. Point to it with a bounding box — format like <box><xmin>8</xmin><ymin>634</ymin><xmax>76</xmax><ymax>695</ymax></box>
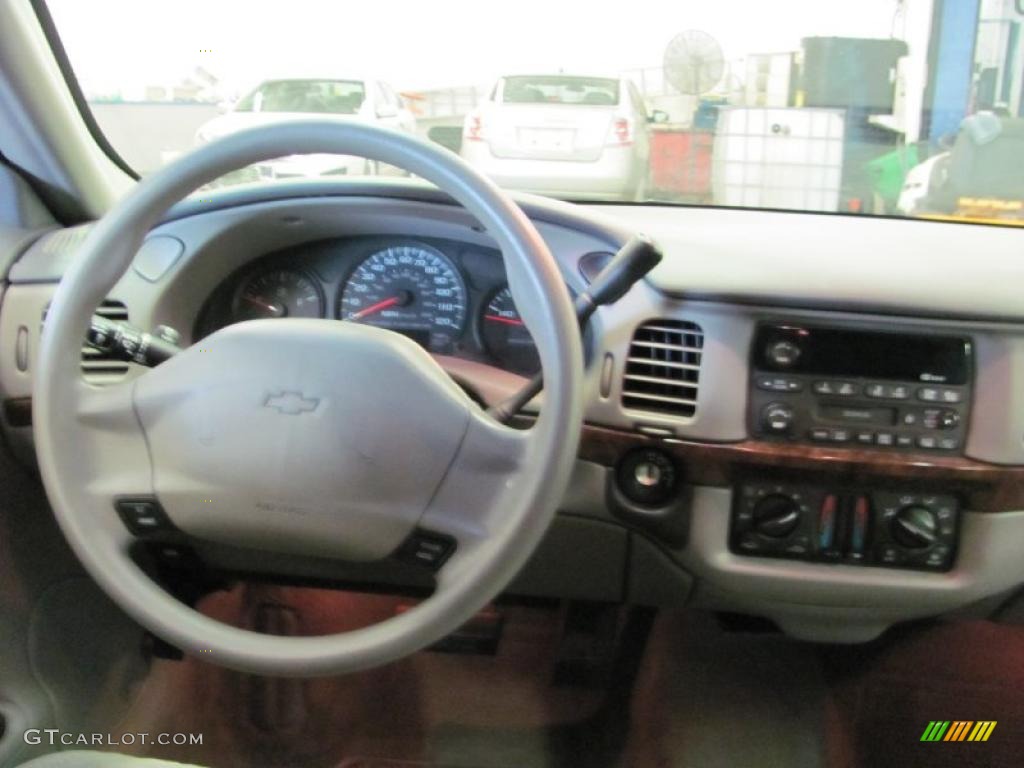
<box><xmin>33</xmin><ymin>121</ymin><xmax>583</xmax><ymax>676</ymax></box>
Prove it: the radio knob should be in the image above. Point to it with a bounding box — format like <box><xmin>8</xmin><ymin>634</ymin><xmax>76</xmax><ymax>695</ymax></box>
<box><xmin>752</xmin><ymin>494</ymin><xmax>801</xmax><ymax>538</ymax></box>
<box><xmin>891</xmin><ymin>505</ymin><xmax>939</xmax><ymax>550</ymax></box>
<box><xmin>761</xmin><ymin>402</ymin><xmax>795</xmax><ymax>435</ymax></box>
<box><xmin>767</xmin><ymin>340</ymin><xmax>801</xmax><ymax>367</ymax></box>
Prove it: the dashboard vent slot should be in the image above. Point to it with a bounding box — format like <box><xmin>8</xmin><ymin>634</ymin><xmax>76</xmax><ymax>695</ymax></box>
<box><xmin>43</xmin><ymin>300</ymin><xmax>131</xmax><ymax>384</ymax></box>
<box><xmin>82</xmin><ymin>301</ymin><xmax>131</xmax><ymax>383</ymax></box>
<box><xmin>622</xmin><ymin>320</ymin><xmax>703</xmax><ymax>417</ymax></box>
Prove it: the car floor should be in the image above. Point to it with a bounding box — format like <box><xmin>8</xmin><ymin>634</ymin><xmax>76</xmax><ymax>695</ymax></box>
<box><xmin>84</xmin><ymin>584</ymin><xmax>1024</xmax><ymax>768</ymax></box>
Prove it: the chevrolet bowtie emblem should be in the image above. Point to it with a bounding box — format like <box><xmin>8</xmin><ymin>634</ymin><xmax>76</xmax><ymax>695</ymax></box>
<box><xmin>264</xmin><ymin>391</ymin><xmax>320</xmax><ymax>415</ymax></box>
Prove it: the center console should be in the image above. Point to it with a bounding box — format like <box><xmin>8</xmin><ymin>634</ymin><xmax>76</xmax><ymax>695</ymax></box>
<box><xmin>749</xmin><ymin>324</ymin><xmax>973</xmax><ymax>452</ymax></box>
<box><xmin>735</xmin><ymin>323</ymin><xmax>974</xmax><ymax>573</ymax></box>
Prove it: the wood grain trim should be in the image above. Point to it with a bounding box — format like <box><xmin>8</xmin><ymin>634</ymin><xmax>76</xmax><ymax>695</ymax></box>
<box><xmin>578</xmin><ymin>424</ymin><xmax>1024</xmax><ymax>513</ymax></box>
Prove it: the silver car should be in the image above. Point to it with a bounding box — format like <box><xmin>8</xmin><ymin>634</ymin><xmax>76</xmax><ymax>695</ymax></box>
<box><xmin>460</xmin><ymin>74</ymin><xmax>654</xmax><ymax>201</ymax></box>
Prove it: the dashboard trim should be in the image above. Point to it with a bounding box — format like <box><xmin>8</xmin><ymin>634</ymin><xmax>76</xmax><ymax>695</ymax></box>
<box><xmin>578</xmin><ymin>424</ymin><xmax>1024</xmax><ymax>513</ymax></box>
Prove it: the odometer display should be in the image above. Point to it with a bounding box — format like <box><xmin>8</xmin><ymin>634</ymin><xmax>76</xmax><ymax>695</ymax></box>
<box><xmin>339</xmin><ymin>244</ymin><xmax>467</xmax><ymax>352</ymax></box>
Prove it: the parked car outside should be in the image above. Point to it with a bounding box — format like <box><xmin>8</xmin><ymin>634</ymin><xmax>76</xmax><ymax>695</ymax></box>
<box><xmin>460</xmin><ymin>74</ymin><xmax>661</xmax><ymax>201</ymax></box>
<box><xmin>195</xmin><ymin>77</ymin><xmax>416</xmax><ymax>179</ymax></box>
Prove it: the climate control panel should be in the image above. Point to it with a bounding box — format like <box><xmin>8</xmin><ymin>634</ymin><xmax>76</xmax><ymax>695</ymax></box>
<box><xmin>731</xmin><ymin>482</ymin><xmax>958</xmax><ymax>572</ymax></box>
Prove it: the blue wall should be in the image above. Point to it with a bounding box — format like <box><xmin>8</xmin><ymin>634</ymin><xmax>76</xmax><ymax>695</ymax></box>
<box><xmin>927</xmin><ymin>0</ymin><xmax>982</xmax><ymax>140</ymax></box>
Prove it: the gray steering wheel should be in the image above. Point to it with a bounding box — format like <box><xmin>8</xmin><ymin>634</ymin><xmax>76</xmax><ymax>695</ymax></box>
<box><xmin>33</xmin><ymin>121</ymin><xmax>583</xmax><ymax>676</ymax></box>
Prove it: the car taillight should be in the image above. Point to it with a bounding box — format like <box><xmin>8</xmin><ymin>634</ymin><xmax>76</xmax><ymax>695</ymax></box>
<box><xmin>464</xmin><ymin>113</ymin><xmax>485</xmax><ymax>142</ymax></box>
<box><xmin>610</xmin><ymin>117</ymin><xmax>632</xmax><ymax>146</ymax></box>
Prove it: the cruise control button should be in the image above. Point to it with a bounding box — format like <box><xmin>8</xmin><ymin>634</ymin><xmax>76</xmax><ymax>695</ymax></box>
<box><xmin>115</xmin><ymin>498</ymin><xmax>174</xmax><ymax>536</ymax></box>
<box><xmin>395</xmin><ymin>530</ymin><xmax>456</xmax><ymax>570</ymax></box>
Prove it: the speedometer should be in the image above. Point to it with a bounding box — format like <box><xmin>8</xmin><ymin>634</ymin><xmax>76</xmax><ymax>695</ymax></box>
<box><xmin>339</xmin><ymin>244</ymin><xmax>467</xmax><ymax>352</ymax></box>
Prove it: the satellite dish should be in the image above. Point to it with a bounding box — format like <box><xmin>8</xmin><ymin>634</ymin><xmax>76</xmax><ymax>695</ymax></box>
<box><xmin>663</xmin><ymin>30</ymin><xmax>725</xmax><ymax>95</ymax></box>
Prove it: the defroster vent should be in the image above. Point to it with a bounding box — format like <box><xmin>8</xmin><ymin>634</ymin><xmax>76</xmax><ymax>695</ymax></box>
<box><xmin>622</xmin><ymin>320</ymin><xmax>704</xmax><ymax>417</ymax></box>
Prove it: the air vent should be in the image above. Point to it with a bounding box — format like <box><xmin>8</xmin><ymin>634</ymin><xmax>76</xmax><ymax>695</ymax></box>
<box><xmin>83</xmin><ymin>300</ymin><xmax>130</xmax><ymax>384</ymax></box>
<box><xmin>43</xmin><ymin>300</ymin><xmax>131</xmax><ymax>384</ymax></box>
<box><xmin>622</xmin><ymin>320</ymin><xmax>704</xmax><ymax>417</ymax></box>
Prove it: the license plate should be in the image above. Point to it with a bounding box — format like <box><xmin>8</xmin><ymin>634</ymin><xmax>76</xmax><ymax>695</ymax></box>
<box><xmin>518</xmin><ymin>128</ymin><xmax>574</xmax><ymax>152</ymax></box>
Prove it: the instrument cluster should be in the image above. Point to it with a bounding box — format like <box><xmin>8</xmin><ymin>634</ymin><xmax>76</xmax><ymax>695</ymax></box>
<box><xmin>195</xmin><ymin>236</ymin><xmax>540</xmax><ymax>375</ymax></box>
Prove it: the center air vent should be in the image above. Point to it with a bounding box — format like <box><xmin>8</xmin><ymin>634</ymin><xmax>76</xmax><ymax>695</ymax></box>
<box><xmin>622</xmin><ymin>320</ymin><xmax>704</xmax><ymax>417</ymax></box>
<box><xmin>43</xmin><ymin>300</ymin><xmax>131</xmax><ymax>384</ymax></box>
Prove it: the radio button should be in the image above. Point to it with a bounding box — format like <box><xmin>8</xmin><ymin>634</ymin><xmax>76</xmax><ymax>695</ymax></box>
<box><xmin>856</xmin><ymin>431</ymin><xmax>875</xmax><ymax>445</ymax></box>
<box><xmin>918</xmin><ymin>387</ymin><xmax>940</xmax><ymax>402</ymax></box>
<box><xmin>836</xmin><ymin>382</ymin><xmax>858</xmax><ymax>397</ymax></box>
<box><xmin>941</xmin><ymin>389</ymin><xmax>963</xmax><ymax>404</ymax></box>
<box><xmin>876</xmin><ymin>432</ymin><xmax>895</xmax><ymax>447</ymax></box>
<box><xmin>890</xmin><ymin>385</ymin><xmax>911</xmax><ymax>400</ymax></box>
<box><xmin>809</xmin><ymin>429</ymin><xmax>831</xmax><ymax>442</ymax></box>
<box><xmin>767</xmin><ymin>340</ymin><xmax>802</xmax><ymax>367</ymax></box>
<box><xmin>761</xmin><ymin>403</ymin><xmax>795</xmax><ymax>435</ymax></box>
<box><xmin>830</xmin><ymin>429</ymin><xmax>851</xmax><ymax>443</ymax></box>
<box><xmin>938</xmin><ymin>437</ymin><xmax>960</xmax><ymax>451</ymax></box>
<box><xmin>917</xmin><ymin>436</ymin><xmax>938</xmax><ymax>449</ymax></box>
<box><xmin>756</xmin><ymin>376</ymin><xmax>804</xmax><ymax>393</ymax></box>
<box><xmin>896</xmin><ymin>434</ymin><xmax>914</xmax><ymax>448</ymax></box>
<box><xmin>813</xmin><ymin>381</ymin><xmax>835</xmax><ymax>395</ymax></box>
<box><xmin>865</xmin><ymin>383</ymin><xmax>887</xmax><ymax>399</ymax></box>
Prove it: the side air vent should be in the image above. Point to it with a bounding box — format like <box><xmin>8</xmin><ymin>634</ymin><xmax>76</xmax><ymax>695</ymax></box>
<box><xmin>621</xmin><ymin>320</ymin><xmax>704</xmax><ymax>417</ymax></box>
<box><xmin>82</xmin><ymin>300</ymin><xmax>131</xmax><ymax>383</ymax></box>
<box><xmin>43</xmin><ymin>300</ymin><xmax>131</xmax><ymax>384</ymax></box>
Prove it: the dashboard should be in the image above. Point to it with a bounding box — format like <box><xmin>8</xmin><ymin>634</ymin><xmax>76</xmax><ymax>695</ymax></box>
<box><xmin>194</xmin><ymin>235</ymin><xmax>542</xmax><ymax>375</ymax></box>
<box><xmin>3</xmin><ymin>180</ymin><xmax>1024</xmax><ymax>646</ymax></box>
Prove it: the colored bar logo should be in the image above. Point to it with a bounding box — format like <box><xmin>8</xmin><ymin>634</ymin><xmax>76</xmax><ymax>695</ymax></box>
<box><xmin>921</xmin><ymin>721</ymin><xmax>997</xmax><ymax>742</ymax></box>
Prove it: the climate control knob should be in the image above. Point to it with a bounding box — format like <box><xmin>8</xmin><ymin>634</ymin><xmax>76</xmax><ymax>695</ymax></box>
<box><xmin>752</xmin><ymin>494</ymin><xmax>801</xmax><ymax>538</ymax></box>
<box><xmin>890</xmin><ymin>505</ymin><xmax>938</xmax><ymax>549</ymax></box>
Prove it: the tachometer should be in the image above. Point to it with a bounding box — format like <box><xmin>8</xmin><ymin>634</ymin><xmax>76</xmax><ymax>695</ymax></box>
<box><xmin>232</xmin><ymin>268</ymin><xmax>325</xmax><ymax>322</ymax></box>
<box><xmin>480</xmin><ymin>286</ymin><xmax>539</xmax><ymax>375</ymax></box>
<box><xmin>339</xmin><ymin>244</ymin><xmax>467</xmax><ymax>352</ymax></box>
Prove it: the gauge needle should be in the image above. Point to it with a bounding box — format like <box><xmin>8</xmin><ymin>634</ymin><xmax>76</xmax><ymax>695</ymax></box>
<box><xmin>484</xmin><ymin>314</ymin><xmax>525</xmax><ymax>327</ymax></box>
<box><xmin>350</xmin><ymin>295</ymin><xmax>404</xmax><ymax>320</ymax></box>
<box><xmin>243</xmin><ymin>295</ymin><xmax>284</xmax><ymax>316</ymax></box>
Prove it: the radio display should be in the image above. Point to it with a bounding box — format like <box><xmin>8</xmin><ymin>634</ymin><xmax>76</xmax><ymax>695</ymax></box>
<box><xmin>818</xmin><ymin>404</ymin><xmax>897</xmax><ymax>426</ymax></box>
<box><xmin>755</xmin><ymin>326</ymin><xmax>971</xmax><ymax>385</ymax></box>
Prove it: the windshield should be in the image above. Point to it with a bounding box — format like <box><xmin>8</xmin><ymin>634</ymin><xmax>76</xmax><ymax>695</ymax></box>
<box><xmin>46</xmin><ymin>0</ymin><xmax>1024</xmax><ymax>225</ymax></box>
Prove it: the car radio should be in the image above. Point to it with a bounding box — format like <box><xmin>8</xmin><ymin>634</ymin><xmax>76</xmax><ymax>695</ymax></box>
<box><xmin>749</xmin><ymin>324</ymin><xmax>972</xmax><ymax>453</ymax></box>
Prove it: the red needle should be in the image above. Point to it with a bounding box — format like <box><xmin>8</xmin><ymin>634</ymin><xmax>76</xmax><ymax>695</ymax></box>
<box><xmin>243</xmin><ymin>295</ymin><xmax>284</xmax><ymax>316</ymax></box>
<box><xmin>350</xmin><ymin>296</ymin><xmax>401</xmax><ymax>320</ymax></box>
<box><xmin>484</xmin><ymin>314</ymin><xmax>525</xmax><ymax>327</ymax></box>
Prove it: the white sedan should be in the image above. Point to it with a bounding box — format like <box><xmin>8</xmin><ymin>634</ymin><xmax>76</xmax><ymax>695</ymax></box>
<box><xmin>196</xmin><ymin>77</ymin><xmax>416</xmax><ymax>179</ymax></box>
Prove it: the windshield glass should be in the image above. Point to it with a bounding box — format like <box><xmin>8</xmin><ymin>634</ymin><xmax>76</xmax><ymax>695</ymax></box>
<box><xmin>47</xmin><ymin>0</ymin><xmax>1024</xmax><ymax>225</ymax></box>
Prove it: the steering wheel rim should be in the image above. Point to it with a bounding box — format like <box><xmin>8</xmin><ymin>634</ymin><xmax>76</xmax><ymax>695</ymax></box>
<box><xmin>33</xmin><ymin>120</ymin><xmax>584</xmax><ymax>676</ymax></box>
